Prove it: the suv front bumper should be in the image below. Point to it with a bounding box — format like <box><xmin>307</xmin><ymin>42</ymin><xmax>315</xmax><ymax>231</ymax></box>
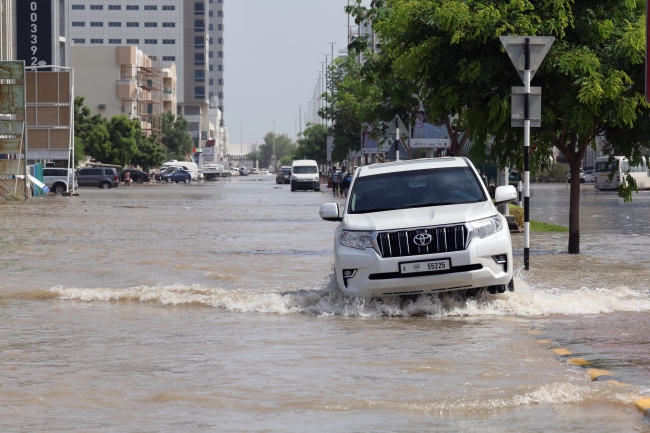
<box><xmin>334</xmin><ymin>226</ymin><xmax>512</xmax><ymax>297</ymax></box>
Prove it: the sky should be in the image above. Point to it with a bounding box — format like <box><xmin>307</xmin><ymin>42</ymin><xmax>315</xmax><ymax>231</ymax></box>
<box><xmin>224</xmin><ymin>0</ymin><xmax>358</xmax><ymax>145</ymax></box>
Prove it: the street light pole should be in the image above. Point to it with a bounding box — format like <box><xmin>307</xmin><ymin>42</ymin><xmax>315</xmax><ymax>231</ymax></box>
<box><xmin>240</xmin><ymin>122</ymin><xmax>243</xmax><ymax>164</ymax></box>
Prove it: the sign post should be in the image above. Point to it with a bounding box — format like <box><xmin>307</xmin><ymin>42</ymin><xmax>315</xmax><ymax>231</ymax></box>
<box><xmin>500</xmin><ymin>36</ymin><xmax>554</xmax><ymax>271</ymax></box>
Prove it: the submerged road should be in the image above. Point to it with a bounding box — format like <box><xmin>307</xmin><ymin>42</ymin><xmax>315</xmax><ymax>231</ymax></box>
<box><xmin>0</xmin><ymin>178</ymin><xmax>649</xmax><ymax>431</ymax></box>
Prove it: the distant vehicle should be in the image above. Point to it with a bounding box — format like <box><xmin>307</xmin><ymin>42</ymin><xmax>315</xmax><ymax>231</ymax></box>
<box><xmin>162</xmin><ymin>161</ymin><xmax>199</xmax><ymax>179</ymax></box>
<box><xmin>594</xmin><ymin>156</ymin><xmax>650</xmax><ymax>191</ymax></box>
<box><xmin>276</xmin><ymin>166</ymin><xmax>291</xmax><ymax>184</ymax></box>
<box><xmin>230</xmin><ymin>167</ymin><xmax>240</xmax><ymax>176</ymax></box>
<box><xmin>77</xmin><ymin>167</ymin><xmax>120</xmax><ymax>189</ymax></box>
<box><xmin>160</xmin><ymin>169</ymin><xmax>191</xmax><ymax>184</ymax></box>
<box><xmin>42</xmin><ymin>167</ymin><xmax>77</xmax><ymax>194</ymax></box>
<box><xmin>120</xmin><ymin>169</ymin><xmax>150</xmax><ymax>184</ymax></box>
<box><xmin>566</xmin><ymin>168</ymin><xmax>585</xmax><ymax>183</ymax></box>
<box><xmin>290</xmin><ymin>159</ymin><xmax>320</xmax><ymax>192</ymax></box>
<box><xmin>261</xmin><ymin>169</ymin><xmax>269</xmax><ymax>176</ymax></box>
<box><xmin>239</xmin><ymin>166</ymin><xmax>249</xmax><ymax>176</ymax></box>
<box><xmin>200</xmin><ymin>163</ymin><xmax>225</xmax><ymax>180</ymax></box>
<box><xmin>584</xmin><ymin>169</ymin><xmax>594</xmax><ymax>183</ymax></box>
<box><xmin>250</xmin><ymin>168</ymin><xmax>260</xmax><ymax>174</ymax></box>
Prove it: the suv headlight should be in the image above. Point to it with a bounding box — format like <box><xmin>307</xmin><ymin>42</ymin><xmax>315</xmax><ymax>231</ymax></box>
<box><xmin>339</xmin><ymin>231</ymin><xmax>374</xmax><ymax>250</ymax></box>
<box><xmin>468</xmin><ymin>215</ymin><xmax>503</xmax><ymax>243</ymax></box>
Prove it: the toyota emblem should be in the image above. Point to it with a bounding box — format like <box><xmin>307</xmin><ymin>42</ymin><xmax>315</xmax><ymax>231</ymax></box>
<box><xmin>413</xmin><ymin>233</ymin><xmax>433</xmax><ymax>246</ymax></box>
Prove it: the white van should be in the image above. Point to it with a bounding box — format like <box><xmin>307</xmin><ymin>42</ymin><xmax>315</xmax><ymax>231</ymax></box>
<box><xmin>162</xmin><ymin>160</ymin><xmax>199</xmax><ymax>179</ymax></box>
<box><xmin>291</xmin><ymin>160</ymin><xmax>320</xmax><ymax>192</ymax></box>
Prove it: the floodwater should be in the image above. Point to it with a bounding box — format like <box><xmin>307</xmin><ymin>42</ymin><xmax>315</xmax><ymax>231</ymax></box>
<box><xmin>1</xmin><ymin>180</ymin><xmax>649</xmax><ymax>432</ymax></box>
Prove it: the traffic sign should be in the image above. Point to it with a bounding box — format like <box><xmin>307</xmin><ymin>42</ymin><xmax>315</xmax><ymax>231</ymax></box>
<box><xmin>511</xmin><ymin>87</ymin><xmax>542</xmax><ymax>127</ymax></box>
<box><xmin>386</xmin><ymin>115</ymin><xmax>408</xmax><ymax>137</ymax></box>
<box><xmin>500</xmin><ymin>36</ymin><xmax>555</xmax><ymax>83</ymax></box>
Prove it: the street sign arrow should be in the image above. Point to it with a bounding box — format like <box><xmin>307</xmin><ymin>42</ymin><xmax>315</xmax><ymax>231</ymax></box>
<box><xmin>500</xmin><ymin>36</ymin><xmax>555</xmax><ymax>83</ymax></box>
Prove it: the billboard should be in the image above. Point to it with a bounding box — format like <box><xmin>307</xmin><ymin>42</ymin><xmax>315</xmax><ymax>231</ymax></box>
<box><xmin>361</xmin><ymin>125</ymin><xmax>391</xmax><ymax>154</ymax></box>
<box><xmin>410</xmin><ymin>103</ymin><xmax>451</xmax><ymax>148</ymax></box>
<box><xmin>17</xmin><ymin>0</ymin><xmax>53</xmax><ymax>68</ymax></box>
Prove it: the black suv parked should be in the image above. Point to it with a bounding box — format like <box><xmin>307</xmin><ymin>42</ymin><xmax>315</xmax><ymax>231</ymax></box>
<box><xmin>77</xmin><ymin>167</ymin><xmax>120</xmax><ymax>189</ymax></box>
<box><xmin>120</xmin><ymin>169</ymin><xmax>151</xmax><ymax>184</ymax></box>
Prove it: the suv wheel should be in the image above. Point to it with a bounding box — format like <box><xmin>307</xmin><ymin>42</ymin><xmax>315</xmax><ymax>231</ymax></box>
<box><xmin>99</xmin><ymin>182</ymin><xmax>111</xmax><ymax>189</ymax></box>
<box><xmin>184</xmin><ymin>178</ymin><xmax>190</xmax><ymax>184</ymax></box>
<box><xmin>167</xmin><ymin>178</ymin><xmax>172</xmax><ymax>183</ymax></box>
<box><xmin>52</xmin><ymin>184</ymin><xmax>66</xmax><ymax>194</ymax></box>
<box><xmin>137</xmin><ymin>178</ymin><xmax>144</xmax><ymax>184</ymax></box>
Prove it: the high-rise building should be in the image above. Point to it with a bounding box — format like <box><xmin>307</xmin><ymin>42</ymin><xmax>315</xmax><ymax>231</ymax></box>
<box><xmin>68</xmin><ymin>0</ymin><xmax>225</xmax><ymax>155</ymax></box>
<box><xmin>208</xmin><ymin>0</ymin><xmax>224</xmax><ymax>114</ymax></box>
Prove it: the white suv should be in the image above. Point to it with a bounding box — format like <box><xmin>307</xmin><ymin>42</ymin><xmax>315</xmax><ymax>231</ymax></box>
<box><xmin>42</xmin><ymin>168</ymin><xmax>78</xmax><ymax>194</ymax></box>
<box><xmin>319</xmin><ymin>158</ymin><xmax>517</xmax><ymax>298</ymax></box>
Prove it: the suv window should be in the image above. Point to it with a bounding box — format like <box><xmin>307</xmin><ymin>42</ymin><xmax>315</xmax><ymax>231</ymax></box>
<box><xmin>86</xmin><ymin>169</ymin><xmax>103</xmax><ymax>175</ymax></box>
<box><xmin>104</xmin><ymin>169</ymin><xmax>116</xmax><ymax>175</ymax></box>
<box><xmin>43</xmin><ymin>168</ymin><xmax>68</xmax><ymax>176</ymax></box>
<box><xmin>349</xmin><ymin>167</ymin><xmax>486</xmax><ymax>214</ymax></box>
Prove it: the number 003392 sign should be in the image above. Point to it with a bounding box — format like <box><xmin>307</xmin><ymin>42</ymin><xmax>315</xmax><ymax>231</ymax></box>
<box><xmin>17</xmin><ymin>0</ymin><xmax>52</xmax><ymax>68</ymax></box>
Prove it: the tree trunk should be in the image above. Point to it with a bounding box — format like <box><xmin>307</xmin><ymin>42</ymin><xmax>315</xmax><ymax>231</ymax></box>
<box><xmin>568</xmin><ymin>161</ymin><xmax>582</xmax><ymax>254</ymax></box>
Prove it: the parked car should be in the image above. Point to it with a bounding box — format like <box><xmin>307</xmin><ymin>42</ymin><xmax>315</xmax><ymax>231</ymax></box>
<box><xmin>162</xmin><ymin>161</ymin><xmax>199</xmax><ymax>179</ymax></box>
<box><xmin>239</xmin><ymin>167</ymin><xmax>249</xmax><ymax>176</ymax></box>
<box><xmin>230</xmin><ymin>167</ymin><xmax>240</xmax><ymax>176</ymax></box>
<box><xmin>42</xmin><ymin>167</ymin><xmax>78</xmax><ymax>194</ymax></box>
<box><xmin>249</xmin><ymin>168</ymin><xmax>260</xmax><ymax>174</ymax></box>
<box><xmin>584</xmin><ymin>169</ymin><xmax>594</xmax><ymax>183</ymax></box>
<box><xmin>76</xmin><ymin>167</ymin><xmax>120</xmax><ymax>189</ymax></box>
<box><xmin>319</xmin><ymin>157</ymin><xmax>517</xmax><ymax>298</ymax></box>
<box><xmin>566</xmin><ymin>168</ymin><xmax>585</xmax><ymax>183</ymax></box>
<box><xmin>120</xmin><ymin>169</ymin><xmax>150</xmax><ymax>184</ymax></box>
<box><xmin>160</xmin><ymin>169</ymin><xmax>192</xmax><ymax>184</ymax></box>
<box><xmin>261</xmin><ymin>169</ymin><xmax>269</xmax><ymax>175</ymax></box>
<box><xmin>276</xmin><ymin>166</ymin><xmax>292</xmax><ymax>184</ymax></box>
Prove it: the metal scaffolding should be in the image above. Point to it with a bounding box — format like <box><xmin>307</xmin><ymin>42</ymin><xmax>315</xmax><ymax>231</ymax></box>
<box><xmin>121</xmin><ymin>56</ymin><xmax>163</xmax><ymax>142</ymax></box>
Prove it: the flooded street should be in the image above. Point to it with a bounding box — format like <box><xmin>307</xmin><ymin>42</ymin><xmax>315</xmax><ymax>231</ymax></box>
<box><xmin>1</xmin><ymin>179</ymin><xmax>650</xmax><ymax>431</ymax></box>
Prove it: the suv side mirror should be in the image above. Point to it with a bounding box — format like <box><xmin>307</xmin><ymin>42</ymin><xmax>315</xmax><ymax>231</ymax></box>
<box><xmin>494</xmin><ymin>185</ymin><xmax>518</xmax><ymax>206</ymax></box>
<box><xmin>319</xmin><ymin>203</ymin><xmax>342</xmax><ymax>222</ymax></box>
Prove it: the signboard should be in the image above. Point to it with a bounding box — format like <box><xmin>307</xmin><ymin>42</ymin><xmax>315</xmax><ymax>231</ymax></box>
<box><xmin>386</xmin><ymin>115</ymin><xmax>408</xmax><ymax>137</ymax></box>
<box><xmin>17</xmin><ymin>0</ymin><xmax>53</xmax><ymax>68</ymax></box>
<box><xmin>26</xmin><ymin>150</ymin><xmax>68</xmax><ymax>160</ymax></box>
<box><xmin>361</xmin><ymin>125</ymin><xmax>391</xmax><ymax>154</ymax></box>
<box><xmin>201</xmin><ymin>130</ymin><xmax>208</xmax><ymax>140</ymax></box>
<box><xmin>499</xmin><ymin>36</ymin><xmax>555</xmax><ymax>82</ymax></box>
<box><xmin>410</xmin><ymin>138</ymin><xmax>451</xmax><ymax>149</ymax></box>
<box><xmin>511</xmin><ymin>87</ymin><xmax>542</xmax><ymax>127</ymax></box>
<box><xmin>326</xmin><ymin>135</ymin><xmax>334</xmax><ymax>161</ymax></box>
<box><xmin>202</xmin><ymin>147</ymin><xmax>214</xmax><ymax>156</ymax></box>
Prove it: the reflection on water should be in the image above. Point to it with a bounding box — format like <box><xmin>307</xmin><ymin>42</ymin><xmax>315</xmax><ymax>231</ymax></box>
<box><xmin>0</xmin><ymin>181</ymin><xmax>649</xmax><ymax>431</ymax></box>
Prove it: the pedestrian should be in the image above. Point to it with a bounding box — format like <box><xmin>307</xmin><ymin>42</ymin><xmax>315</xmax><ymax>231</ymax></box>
<box><xmin>331</xmin><ymin>167</ymin><xmax>339</xmax><ymax>196</ymax></box>
<box><xmin>124</xmin><ymin>170</ymin><xmax>130</xmax><ymax>186</ymax></box>
<box><xmin>339</xmin><ymin>166</ymin><xmax>350</xmax><ymax>197</ymax></box>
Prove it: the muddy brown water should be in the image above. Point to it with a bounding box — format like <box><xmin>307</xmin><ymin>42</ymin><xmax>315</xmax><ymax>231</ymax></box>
<box><xmin>1</xmin><ymin>180</ymin><xmax>649</xmax><ymax>432</ymax></box>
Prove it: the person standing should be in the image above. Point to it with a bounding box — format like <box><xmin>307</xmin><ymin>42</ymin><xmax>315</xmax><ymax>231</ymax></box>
<box><xmin>339</xmin><ymin>166</ymin><xmax>349</xmax><ymax>197</ymax></box>
<box><xmin>331</xmin><ymin>167</ymin><xmax>340</xmax><ymax>197</ymax></box>
<box><xmin>124</xmin><ymin>171</ymin><xmax>131</xmax><ymax>186</ymax></box>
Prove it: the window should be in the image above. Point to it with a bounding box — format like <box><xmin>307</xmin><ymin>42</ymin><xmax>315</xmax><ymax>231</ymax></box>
<box><xmin>126</xmin><ymin>39</ymin><xmax>139</xmax><ymax>44</ymax></box>
<box><xmin>162</xmin><ymin>39</ymin><xmax>175</xmax><ymax>44</ymax></box>
<box><xmin>163</xmin><ymin>56</ymin><xmax>176</xmax><ymax>61</ymax></box>
<box><xmin>195</xmin><ymin>19</ymin><xmax>205</xmax><ymax>31</ymax></box>
<box><xmin>126</xmin><ymin>22</ymin><xmax>139</xmax><ymax>27</ymax></box>
<box><xmin>144</xmin><ymin>22</ymin><xmax>157</xmax><ymax>27</ymax></box>
<box><xmin>109</xmin><ymin>39</ymin><xmax>122</xmax><ymax>44</ymax></box>
<box><xmin>185</xmin><ymin>106</ymin><xmax>200</xmax><ymax>115</ymax></box>
<box><xmin>209</xmin><ymin>92</ymin><xmax>214</xmax><ymax>99</ymax></box>
<box><xmin>217</xmin><ymin>65</ymin><xmax>222</xmax><ymax>71</ymax></box>
<box><xmin>90</xmin><ymin>5</ymin><xmax>103</xmax><ymax>10</ymax></box>
<box><xmin>162</xmin><ymin>22</ymin><xmax>175</xmax><ymax>27</ymax></box>
<box><xmin>218</xmin><ymin>92</ymin><xmax>223</xmax><ymax>99</ymax></box>
<box><xmin>209</xmin><ymin>11</ymin><xmax>213</xmax><ymax>17</ymax></box>
<box><xmin>195</xmin><ymin>87</ymin><xmax>205</xmax><ymax>99</ymax></box>
<box><xmin>218</xmin><ymin>11</ymin><xmax>223</xmax><ymax>17</ymax></box>
<box><xmin>91</xmin><ymin>39</ymin><xmax>104</xmax><ymax>44</ymax></box>
<box><xmin>73</xmin><ymin>38</ymin><xmax>85</xmax><ymax>43</ymax></box>
<box><xmin>208</xmin><ymin>24</ymin><xmax>213</xmax><ymax>31</ymax></box>
<box><xmin>108</xmin><ymin>22</ymin><xmax>121</xmax><ymax>27</ymax></box>
<box><xmin>162</xmin><ymin>5</ymin><xmax>175</xmax><ymax>10</ymax></box>
<box><xmin>218</xmin><ymin>24</ymin><xmax>223</xmax><ymax>30</ymax></box>
<box><xmin>108</xmin><ymin>5</ymin><xmax>121</xmax><ymax>10</ymax></box>
<box><xmin>209</xmin><ymin>79</ymin><xmax>213</xmax><ymax>85</ymax></box>
<box><xmin>90</xmin><ymin>22</ymin><xmax>103</xmax><ymax>27</ymax></box>
<box><xmin>194</xmin><ymin>36</ymin><xmax>205</xmax><ymax>49</ymax></box>
<box><xmin>194</xmin><ymin>2</ymin><xmax>205</xmax><ymax>15</ymax></box>
<box><xmin>144</xmin><ymin>5</ymin><xmax>157</xmax><ymax>10</ymax></box>
<box><xmin>71</xmin><ymin>5</ymin><xmax>85</xmax><ymax>10</ymax></box>
<box><xmin>145</xmin><ymin>39</ymin><xmax>157</xmax><ymax>44</ymax></box>
<box><xmin>188</xmin><ymin>122</ymin><xmax>200</xmax><ymax>131</ymax></box>
<box><xmin>72</xmin><ymin>22</ymin><xmax>85</xmax><ymax>27</ymax></box>
<box><xmin>209</xmin><ymin>38</ymin><xmax>213</xmax><ymax>45</ymax></box>
<box><xmin>209</xmin><ymin>65</ymin><xmax>213</xmax><ymax>71</ymax></box>
<box><xmin>126</xmin><ymin>5</ymin><xmax>138</xmax><ymax>10</ymax></box>
<box><xmin>195</xmin><ymin>70</ymin><xmax>205</xmax><ymax>82</ymax></box>
<box><xmin>218</xmin><ymin>51</ymin><xmax>223</xmax><ymax>58</ymax></box>
<box><xmin>194</xmin><ymin>53</ymin><xmax>205</xmax><ymax>65</ymax></box>
<box><xmin>218</xmin><ymin>78</ymin><xmax>223</xmax><ymax>85</ymax></box>
<box><xmin>218</xmin><ymin>38</ymin><xmax>223</xmax><ymax>44</ymax></box>
<box><xmin>209</xmin><ymin>51</ymin><xmax>213</xmax><ymax>58</ymax></box>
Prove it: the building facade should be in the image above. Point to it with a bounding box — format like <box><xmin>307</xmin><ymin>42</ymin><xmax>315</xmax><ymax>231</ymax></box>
<box><xmin>208</xmin><ymin>0</ymin><xmax>224</xmax><ymax>114</ymax></box>
<box><xmin>68</xmin><ymin>0</ymin><xmax>224</xmax><ymax>154</ymax></box>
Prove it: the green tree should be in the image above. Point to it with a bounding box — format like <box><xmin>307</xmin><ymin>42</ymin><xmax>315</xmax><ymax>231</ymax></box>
<box><xmin>262</xmin><ymin>132</ymin><xmax>296</xmax><ymax>164</ymax></box>
<box><xmin>295</xmin><ymin>123</ymin><xmax>329</xmax><ymax>165</ymax></box>
<box><xmin>73</xmin><ymin>96</ymin><xmax>106</xmax><ymax>167</ymax></box>
<box><xmin>278</xmin><ymin>155</ymin><xmax>293</xmax><ymax>166</ymax></box>
<box><xmin>85</xmin><ymin>122</ymin><xmax>111</xmax><ymax>163</ymax></box>
<box><xmin>351</xmin><ymin>0</ymin><xmax>650</xmax><ymax>254</ymax></box>
<box><xmin>246</xmin><ymin>150</ymin><xmax>263</xmax><ymax>166</ymax></box>
<box><xmin>131</xmin><ymin>130</ymin><xmax>167</xmax><ymax>171</ymax></box>
<box><xmin>162</xmin><ymin>111</ymin><xmax>192</xmax><ymax>159</ymax></box>
<box><xmin>107</xmin><ymin>115</ymin><xmax>139</xmax><ymax>167</ymax></box>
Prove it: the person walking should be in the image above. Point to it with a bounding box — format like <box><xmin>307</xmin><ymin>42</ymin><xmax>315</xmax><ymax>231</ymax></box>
<box><xmin>339</xmin><ymin>166</ymin><xmax>349</xmax><ymax>197</ymax></box>
<box><xmin>331</xmin><ymin>167</ymin><xmax>340</xmax><ymax>197</ymax></box>
<box><xmin>124</xmin><ymin>171</ymin><xmax>131</xmax><ymax>187</ymax></box>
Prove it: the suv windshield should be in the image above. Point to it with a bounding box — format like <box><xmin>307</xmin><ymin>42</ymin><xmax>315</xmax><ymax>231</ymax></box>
<box><xmin>282</xmin><ymin>169</ymin><xmax>291</xmax><ymax>175</ymax></box>
<box><xmin>293</xmin><ymin>166</ymin><xmax>317</xmax><ymax>174</ymax></box>
<box><xmin>595</xmin><ymin>160</ymin><xmax>620</xmax><ymax>172</ymax></box>
<box><xmin>349</xmin><ymin>167</ymin><xmax>486</xmax><ymax>214</ymax></box>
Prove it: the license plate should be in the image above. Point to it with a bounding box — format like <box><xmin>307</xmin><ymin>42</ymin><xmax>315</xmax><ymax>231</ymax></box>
<box><xmin>400</xmin><ymin>259</ymin><xmax>451</xmax><ymax>275</ymax></box>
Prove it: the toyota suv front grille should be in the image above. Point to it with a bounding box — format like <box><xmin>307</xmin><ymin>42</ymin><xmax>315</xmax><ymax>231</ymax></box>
<box><xmin>375</xmin><ymin>225</ymin><xmax>468</xmax><ymax>258</ymax></box>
